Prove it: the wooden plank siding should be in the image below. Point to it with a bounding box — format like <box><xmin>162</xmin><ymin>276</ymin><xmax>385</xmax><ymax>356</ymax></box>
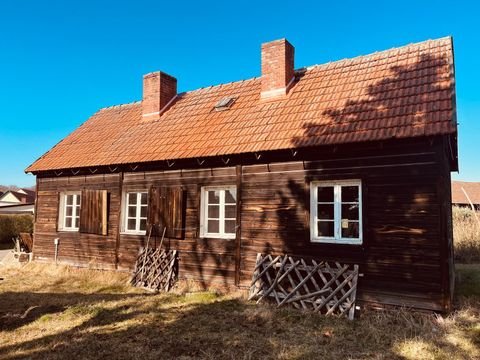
<box><xmin>34</xmin><ymin>174</ymin><xmax>121</xmax><ymax>270</ymax></box>
<box><xmin>32</xmin><ymin>137</ymin><xmax>454</xmax><ymax>311</ymax></box>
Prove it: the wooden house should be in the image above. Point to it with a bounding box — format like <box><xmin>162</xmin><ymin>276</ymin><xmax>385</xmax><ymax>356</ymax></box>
<box><xmin>26</xmin><ymin>37</ymin><xmax>458</xmax><ymax>312</ymax></box>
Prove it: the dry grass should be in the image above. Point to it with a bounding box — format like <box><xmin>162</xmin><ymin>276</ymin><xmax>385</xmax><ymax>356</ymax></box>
<box><xmin>0</xmin><ymin>263</ymin><xmax>479</xmax><ymax>359</ymax></box>
<box><xmin>453</xmin><ymin>206</ymin><xmax>480</xmax><ymax>263</ymax></box>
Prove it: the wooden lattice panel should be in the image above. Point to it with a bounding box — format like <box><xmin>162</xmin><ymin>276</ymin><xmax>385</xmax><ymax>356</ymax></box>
<box><xmin>131</xmin><ymin>248</ymin><xmax>178</xmax><ymax>292</ymax></box>
<box><xmin>249</xmin><ymin>254</ymin><xmax>359</xmax><ymax>320</ymax></box>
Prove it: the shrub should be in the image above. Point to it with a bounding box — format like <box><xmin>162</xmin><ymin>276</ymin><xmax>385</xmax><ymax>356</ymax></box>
<box><xmin>453</xmin><ymin>206</ymin><xmax>480</xmax><ymax>263</ymax></box>
<box><xmin>0</xmin><ymin>214</ymin><xmax>34</xmax><ymax>244</ymax></box>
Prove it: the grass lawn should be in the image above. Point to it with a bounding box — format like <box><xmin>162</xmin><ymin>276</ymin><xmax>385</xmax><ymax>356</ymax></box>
<box><xmin>0</xmin><ymin>263</ymin><xmax>479</xmax><ymax>360</ymax></box>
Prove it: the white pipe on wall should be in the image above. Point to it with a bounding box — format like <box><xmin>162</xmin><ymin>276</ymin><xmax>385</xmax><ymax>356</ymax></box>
<box><xmin>54</xmin><ymin>238</ymin><xmax>59</xmax><ymax>265</ymax></box>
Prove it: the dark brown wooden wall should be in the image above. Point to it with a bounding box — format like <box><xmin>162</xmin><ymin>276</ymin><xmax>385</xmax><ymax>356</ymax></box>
<box><xmin>34</xmin><ymin>174</ymin><xmax>121</xmax><ymax>269</ymax></box>
<box><xmin>118</xmin><ymin>167</ymin><xmax>238</xmax><ymax>289</ymax></box>
<box><xmin>33</xmin><ymin>137</ymin><xmax>454</xmax><ymax>311</ymax></box>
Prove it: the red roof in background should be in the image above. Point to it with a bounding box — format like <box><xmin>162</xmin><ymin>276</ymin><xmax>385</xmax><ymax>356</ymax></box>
<box><xmin>26</xmin><ymin>37</ymin><xmax>456</xmax><ymax>173</ymax></box>
<box><xmin>452</xmin><ymin>181</ymin><xmax>480</xmax><ymax>205</ymax></box>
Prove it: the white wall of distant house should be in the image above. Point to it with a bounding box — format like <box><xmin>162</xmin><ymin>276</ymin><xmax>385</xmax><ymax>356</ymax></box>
<box><xmin>0</xmin><ymin>192</ymin><xmax>21</xmax><ymax>203</ymax></box>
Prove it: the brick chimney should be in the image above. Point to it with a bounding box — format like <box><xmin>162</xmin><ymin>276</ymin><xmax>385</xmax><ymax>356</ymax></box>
<box><xmin>261</xmin><ymin>39</ymin><xmax>295</xmax><ymax>100</ymax></box>
<box><xmin>142</xmin><ymin>71</ymin><xmax>177</xmax><ymax>120</ymax></box>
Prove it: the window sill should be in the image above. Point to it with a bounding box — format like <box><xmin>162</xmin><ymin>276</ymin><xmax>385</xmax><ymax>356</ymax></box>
<box><xmin>200</xmin><ymin>234</ymin><xmax>236</xmax><ymax>240</ymax></box>
<box><xmin>57</xmin><ymin>228</ymin><xmax>80</xmax><ymax>232</ymax></box>
<box><xmin>311</xmin><ymin>238</ymin><xmax>362</xmax><ymax>245</ymax></box>
<box><xmin>121</xmin><ymin>231</ymin><xmax>147</xmax><ymax>236</ymax></box>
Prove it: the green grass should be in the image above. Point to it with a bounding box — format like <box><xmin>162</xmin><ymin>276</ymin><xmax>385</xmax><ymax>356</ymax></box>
<box><xmin>456</xmin><ymin>264</ymin><xmax>480</xmax><ymax>297</ymax></box>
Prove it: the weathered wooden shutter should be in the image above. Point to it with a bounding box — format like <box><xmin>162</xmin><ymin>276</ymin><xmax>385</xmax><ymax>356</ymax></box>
<box><xmin>79</xmin><ymin>190</ymin><xmax>108</xmax><ymax>235</ymax></box>
<box><xmin>148</xmin><ymin>186</ymin><xmax>184</xmax><ymax>239</ymax></box>
<box><xmin>148</xmin><ymin>186</ymin><xmax>167</xmax><ymax>233</ymax></box>
<box><xmin>168</xmin><ymin>187</ymin><xmax>185</xmax><ymax>239</ymax></box>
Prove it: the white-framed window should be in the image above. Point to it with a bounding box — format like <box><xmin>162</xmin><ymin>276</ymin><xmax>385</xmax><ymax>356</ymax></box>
<box><xmin>200</xmin><ymin>186</ymin><xmax>237</xmax><ymax>239</ymax></box>
<box><xmin>310</xmin><ymin>180</ymin><xmax>362</xmax><ymax>244</ymax></box>
<box><xmin>122</xmin><ymin>192</ymin><xmax>148</xmax><ymax>235</ymax></box>
<box><xmin>58</xmin><ymin>192</ymin><xmax>81</xmax><ymax>231</ymax></box>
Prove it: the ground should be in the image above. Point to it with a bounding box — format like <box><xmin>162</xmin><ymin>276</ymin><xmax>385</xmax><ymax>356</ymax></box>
<box><xmin>0</xmin><ymin>248</ymin><xmax>10</xmax><ymax>263</ymax></box>
<box><xmin>0</xmin><ymin>263</ymin><xmax>479</xmax><ymax>359</ymax></box>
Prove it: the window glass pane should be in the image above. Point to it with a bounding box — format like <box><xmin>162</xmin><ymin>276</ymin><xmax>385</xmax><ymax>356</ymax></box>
<box><xmin>225</xmin><ymin>220</ymin><xmax>236</xmax><ymax>234</ymax></box>
<box><xmin>74</xmin><ymin>217</ymin><xmax>79</xmax><ymax>229</ymax></box>
<box><xmin>139</xmin><ymin>219</ymin><xmax>147</xmax><ymax>231</ymax></box>
<box><xmin>225</xmin><ymin>189</ymin><xmax>236</xmax><ymax>204</ymax></box>
<box><xmin>128</xmin><ymin>193</ymin><xmax>137</xmax><ymax>205</ymax></box>
<box><xmin>74</xmin><ymin>194</ymin><xmax>80</xmax><ymax>205</ymax></box>
<box><xmin>128</xmin><ymin>206</ymin><xmax>136</xmax><ymax>217</ymax></box>
<box><xmin>66</xmin><ymin>195</ymin><xmax>73</xmax><ymax>205</ymax></box>
<box><xmin>208</xmin><ymin>190</ymin><xmax>220</xmax><ymax>204</ymax></box>
<box><xmin>207</xmin><ymin>220</ymin><xmax>219</xmax><ymax>233</ymax></box>
<box><xmin>65</xmin><ymin>217</ymin><xmax>72</xmax><ymax>228</ymax></box>
<box><xmin>140</xmin><ymin>206</ymin><xmax>147</xmax><ymax>218</ymax></box>
<box><xmin>66</xmin><ymin>206</ymin><xmax>73</xmax><ymax>216</ymax></box>
<box><xmin>342</xmin><ymin>221</ymin><xmax>359</xmax><ymax>239</ymax></box>
<box><xmin>317</xmin><ymin>221</ymin><xmax>334</xmax><ymax>237</ymax></box>
<box><xmin>341</xmin><ymin>204</ymin><xmax>359</xmax><ymax>220</ymax></box>
<box><xmin>127</xmin><ymin>219</ymin><xmax>136</xmax><ymax>230</ymax></box>
<box><xmin>225</xmin><ymin>205</ymin><xmax>236</xmax><ymax>219</ymax></box>
<box><xmin>140</xmin><ymin>193</ymin><xmax>147</xmax><ymax>205</ymax></box>
<box><xmin>76</xmin><ymin>205</ymin><xmax>80</xmax><ymax>214</ymax></box>
<box><xmin>208</xmin><ymin>205</ymin><xmax>219</xmax><ymax>218</ymax></box>
<box><xmin>342</xmin><ymin>186</ymin><xmax>359</xmax><ymax>202</ymax></box>
<box><xmin>317</xmin><ymin>204</ymin><xmax>334</xmax><ymax>220</ymax></box>
<box><xmin>317</xmin><ymin>186</ymin><xmax>334</xmax><ymax>202</ymax></box>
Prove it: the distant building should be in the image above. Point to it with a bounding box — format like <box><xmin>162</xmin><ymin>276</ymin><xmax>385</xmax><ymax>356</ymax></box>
<box><xmin>452</xmin><ymin>181</ymin><xmax>480</xmax><ymax>210</ymax></box>
<box><xmin>0</xmin><ymin>188</ymin><xmax>35</xmax><ymax>214</ymax></box>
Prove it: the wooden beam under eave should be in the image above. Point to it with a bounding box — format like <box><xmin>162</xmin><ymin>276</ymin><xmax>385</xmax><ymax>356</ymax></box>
<box><xmin>234</xmin><ymin>164</ymin><xmax>243</xmax><ymax>286</ymax></box>
<box><xmin>114</xmin><ymin>171</ymin><xmax>124</xmax><ymax>269</ymax></box>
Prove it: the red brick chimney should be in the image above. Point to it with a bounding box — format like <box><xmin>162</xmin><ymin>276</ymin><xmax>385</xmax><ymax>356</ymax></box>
<box><xmin>142</xmin><ymin>71</ymin><xmax>177</xmax><ymax>120</ymax></box>
<box><xmin>261</xmin><ymin>39</ymin><xmax>295</xmax><ymax>100</ymax></box>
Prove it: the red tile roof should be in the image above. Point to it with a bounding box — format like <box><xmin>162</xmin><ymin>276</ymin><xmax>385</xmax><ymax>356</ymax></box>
<box><xmin>452</xmin><ymin>181</ymin><xmax>480</xmax><ymax>205</ymax></box>
<box><xmin>26</xmin><ymin>37</ymin><xmax>456</xmax><ymax>172</ymax></box>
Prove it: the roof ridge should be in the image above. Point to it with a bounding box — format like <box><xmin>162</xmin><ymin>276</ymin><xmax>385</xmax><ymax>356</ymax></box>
<box><xmin>182</xmin><ymin>77</ymin><xmax>260</xmax><ymax>95</ymax></box>
<box><xmin>97</xmin><ymin>37</ymin><xmax>452</xmax><ymax>109</ymax></box>
<box><xmin>99</xmin><ymin>100</ymin><xmax>141</xmax><ymax>112</ymax></box>
<box><xmin>298</xmin><ymin>36</ymin><xmax>452</xmax><ymax>73</ymax></box>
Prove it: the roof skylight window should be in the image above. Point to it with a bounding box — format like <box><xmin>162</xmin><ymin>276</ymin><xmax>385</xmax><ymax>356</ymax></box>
<box><xmin>214</xmin><ymin>97</ymin><xmax>236</xmax><ymax>111</ymax></box>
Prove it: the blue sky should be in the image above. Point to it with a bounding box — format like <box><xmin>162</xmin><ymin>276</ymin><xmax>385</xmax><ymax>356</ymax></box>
<box><xmin>0</xmin><ymin>0</ymin><xmax>478</xmax><ymax>187</ymax></box>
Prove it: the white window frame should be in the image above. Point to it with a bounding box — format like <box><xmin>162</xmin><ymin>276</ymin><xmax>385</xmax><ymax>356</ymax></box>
<box><xmin>200</xmin><ymin>186</ymin><xmax>237</xmax><ymax>239</ymax></box>
<box><xmin>58</xmin><ymin>191</ymin><xmax>81</xmax><ymax>231</ymax></box>
<box><xmin>310</xmin><ymin>180</ymin><xmax>363</xmax><ymax>245</ymax></box>
<box><xmin>121</xmin><ymin>191</ymin><xmax>148</xmax><ymax>235</ymax></box>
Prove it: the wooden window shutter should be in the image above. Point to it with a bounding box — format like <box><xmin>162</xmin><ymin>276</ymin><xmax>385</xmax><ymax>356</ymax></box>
<box><xmin>147</xmin><ymin>186</ymin><xmax>184</xmax><ymax>239</ymax></box>
<box><xmin>168</xmin><ymin>187</ymin><xmax>185</xmax><ymax>239</ymax></box>
<box><xmin>148</xmin><ymin>186</ymin><xmax>166</xmax><ymax>232</ymax></box>
<box><xmin>79</xmin><ymin>189</ymin><xmax>108</xmax><ymax>235</ymax></box>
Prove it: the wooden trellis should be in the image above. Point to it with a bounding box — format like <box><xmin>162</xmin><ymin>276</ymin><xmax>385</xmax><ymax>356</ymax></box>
<box><xmin>131</xmin><ymin>247</ymin><xmax>178</xmax><ymax>292</ymax></box>
<box><xmin>249</xmin><ymin>254</ymin><xmax>360</xmax><ymax>320</ymax></box>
